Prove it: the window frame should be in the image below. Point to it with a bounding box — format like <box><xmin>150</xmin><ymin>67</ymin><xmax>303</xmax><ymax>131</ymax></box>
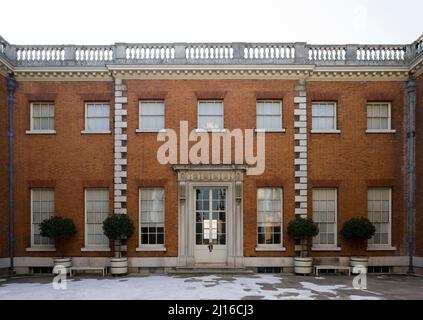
<box><xmin>367</xmin><ymin>187</ymin><xmax>393</xmax><ymax>249</ymax></box>
<box><xmin>310</xmin><ymin>101</ymin><xmax>341</xmax><ymax>134</ymax></box>
<box><xmin>312</xmin><ymin>188</ymin><xmax>340</xmax><ymax>251</ymax></box>
<box><xmin>256</xmin><ymin>187</ymin><xmax>284</xmax><ymax>251</ymax></box>
<box><xmin>27</xmin><ymin>102</ymin><xmax>56</xmax><ymax>134</ymax></box>
<box><xmin>137</xmin><ymin>100</ymin><xmax>166</xmax><ymax>132</ymax></box>
<box><xmin>83</xmin><ymin>188</ymin><xmax>110</xmax><ymax>251</ymax></box>
<box><xmin>30</xmin><ymin>188</ymin><xmax>55</xmax><ymax>249</ymax></box>
<box><xmin>82</xmin><ymin>102</ymin><xmax>111</xmax><ymax>134</ymax></box>
<box><xmin>138</xmin><ymin>188</ymin><xmax>166</xmax><ymax>251</ymax></box>
<box><xmin>197</xmin><ymin>100</ymin><xmax>225</xmax><ymax>132</ymax></box>
<box><xmin>365</xmin><ymin>102</ymin><xmax>396</xmax><ymax>133</ymax></box>
<box><xmin>256</xmin><ymin>100</ymin><xmax>285</xmax><ymax>132</ymax></box>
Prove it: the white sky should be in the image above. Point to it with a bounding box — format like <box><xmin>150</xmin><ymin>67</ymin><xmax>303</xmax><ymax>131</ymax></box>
<box><xmin>1</xmin><ymin>0</ymin><xmax>422</xmax><ymax>45</ymax></box>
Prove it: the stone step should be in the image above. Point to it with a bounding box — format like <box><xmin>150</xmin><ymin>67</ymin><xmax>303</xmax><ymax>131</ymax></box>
<box><xmin>167</xmin><ymin>267</ymin><xmax>255</xmax><ymax>275</ymax></box>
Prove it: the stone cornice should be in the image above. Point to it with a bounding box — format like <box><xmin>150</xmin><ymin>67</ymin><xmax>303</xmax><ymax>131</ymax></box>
<box><xmin>10</xmin><ymin>64</ymin><xmax>410</xmax><ymax>81</ymax></box>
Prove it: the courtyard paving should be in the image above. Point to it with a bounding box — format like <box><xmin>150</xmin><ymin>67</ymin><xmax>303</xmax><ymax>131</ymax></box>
<box><xmin>0</xmin><ymin>273</ymin><xmax>422</xmax><ymax>300</ymax></box>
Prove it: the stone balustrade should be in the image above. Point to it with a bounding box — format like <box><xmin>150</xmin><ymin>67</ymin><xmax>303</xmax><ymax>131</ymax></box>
<box><xmin>125</xmin><ymin>44</ymin><xmax>175</xmax><ymax>60</ymax></box>
<box><xmin>307</xmin><ymin>45</ymin><xmax>346</xmax><ymax>62</ymax></box>
<box><xmin>356</xmin><ymin>45</ymin><xmax>407</xmax><ymax>61</ymax></box>
<box><xmin>243</xmin><ymin>44</ymin><xmax>296</xmax><ymax>60</ymax></box>
<box><xmin>16</xmin><ymin>45</ymin><xmax>66</xmax><ymax>62</ymax></box>
<box><xmin>185</xmin><ymin>43</ymin><xmax>234</xmax><ymax>60</ymax></box>
<box><xmin>0</xmin><ymin>35</ymin><xmax>422</xmax><ymax>67</ymax></box>
<box><xmin>75</xmin><ymin>46</ymin><xmax>114</xmax><ymax>62</ymax></box>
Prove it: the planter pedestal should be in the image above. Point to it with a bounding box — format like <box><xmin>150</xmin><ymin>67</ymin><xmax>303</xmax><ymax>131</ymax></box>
<box><xmin>294</xmin><ymin>257</ymin><xmax>313</xmax><ymax>275</ymax></box>
<box><xmin>53</xmin><ymin>258</ymin><xmax>72</xmax><ymax>275</ymax></box>
<box><xmin>110</xmin><ymin>257</ymin><xmax>128</xmax><ymax>275</ymax></box>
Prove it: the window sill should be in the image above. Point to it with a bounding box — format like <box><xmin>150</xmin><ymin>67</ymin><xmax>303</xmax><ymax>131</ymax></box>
<box><xmin>254</xmin><ymin>128</ymin><xmax>286</xmax><ymax>133</ymax></box>
<box><xmin>25</xmin><ymin>130</ymin><xmax>56</xmax><ymax>135</ymax></box>
<box><xmin>135</xmin><ymin>129</ymin><xmax>167</xmax><ymax>133</ymax></box>
<box><xmin>136</xmin><ymin>246</ymin><xmax>167</xmax><ymax>252</ymax></box>
<box><xmin>255</xmin><ymin>246</ymin><xmax>286</xmax><ymax>252</ymax></box>
<box><xmin>365</xmin><ymin>129</ymin><xmax>396</xmax><ymax>134</ymax></box>
<box><xmin>81</xmin><ymin>247</ymin><xmax>111</xmax><ymax>252</ymax></box>
<box><xmin>195</xmin><ymin>128</ymin><xmax>227</xmax><ymax>133</ymax></box>
<box><xmin>366</xmin><ymin>246</ymin><xmax>397</xmax><ymax>251</ymax></box>
<box><xmin>312</xmin><ymin>246</ymin><xmax>342</xmax><ymax>252</ymax></box>
<box><xmin>81</xmin><ymin>130</ymin><xmax>112</xmax><ymax>135</ymax></box>
<box><xmin>26</xmin><ymin>247</ymin><xmax>56</xmax><ymax>252</ymax></box>
<box><xmin>310</xmin><ymin>129</ymin><xmax>341</xmax><ymax>134</ymax></box>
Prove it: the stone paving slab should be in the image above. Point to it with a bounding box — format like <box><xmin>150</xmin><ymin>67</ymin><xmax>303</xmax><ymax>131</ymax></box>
<box><xmin>0</xmin><ymin>274</ymin><xmax>422</xmax><ymax>300</ymax></box>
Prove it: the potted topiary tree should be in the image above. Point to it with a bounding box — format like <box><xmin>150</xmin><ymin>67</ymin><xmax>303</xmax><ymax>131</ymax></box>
<box><xmin>287</xmin><ymin>216</ymin><xmax>319</xmax><ymax>275</ymax></box>
<box><xmin>341</xmin><ymin>217</ymin><xmax>376</xmax><ymax>271</ymax></box>
<box><xmin>103</xmin><ymin>214</ymin><xmax>134</xmax><ymax>275</ymax></box>
<box><xmin>39</xmin><ymin>216</ymin><xmax>77</xmax><ymax>275</ymax></box>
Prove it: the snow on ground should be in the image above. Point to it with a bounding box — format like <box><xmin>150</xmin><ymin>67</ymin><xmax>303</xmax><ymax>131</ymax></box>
<box><xmin>0</xmin><ymin>274</ymin><xmax>382</xmax><ymax>300</ymax></box>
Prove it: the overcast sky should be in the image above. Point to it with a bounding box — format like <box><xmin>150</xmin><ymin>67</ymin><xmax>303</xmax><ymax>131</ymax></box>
<box><xmin>1</xmin><ymin>0</ymin><xmax>422</xmax><ymax>45</ymax></box>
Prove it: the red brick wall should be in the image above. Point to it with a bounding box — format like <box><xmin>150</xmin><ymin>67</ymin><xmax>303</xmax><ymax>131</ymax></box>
<box><xmin>124</xmin><ymin>79</ymin><xmax>297</xmax><ymax>258</ymax></box>
<box><xmin>0</xmin><ymin>74</ymin><xmax>8</xmax><ymax>258</ymax></box>
<box><xmin>307</xmin><ymin>81</ymin><xmax>407</xmax><ymax>257</ymax></box>
<box><xmin>416</xmin><ymin>74</ymin><xmax>423</xmax><ymax>257</ymax></box>
<box><xmin>13</xmin><ymin>81</ymin><xmax>114</xmax><ymax>257</ymax></box>
<box><xmin>7</xmin><ymin>78</ymin><xmax>408</xmax><ymax>260</ymax></box>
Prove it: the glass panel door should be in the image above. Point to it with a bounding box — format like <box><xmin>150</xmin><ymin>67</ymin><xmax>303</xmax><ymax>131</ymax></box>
<box><xmin>195</xmin><ymin>188</ymin><xmax>226</xmax><ymax>246</ymax></box>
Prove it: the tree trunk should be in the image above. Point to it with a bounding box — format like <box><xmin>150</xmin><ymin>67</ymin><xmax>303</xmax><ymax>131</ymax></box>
<box><xmin>300</xmin><ymin>238</ymin><xmax>308</xmax><ymax>257</ymax></box>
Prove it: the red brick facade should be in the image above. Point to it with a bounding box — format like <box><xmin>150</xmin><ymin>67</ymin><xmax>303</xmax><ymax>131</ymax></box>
<box><xmin>13</xmin><ymin>81</ymin><xmax>114</xmax><ymax>258</ymax></box>
<box><xmin>307</xmin><ymin>81</ymin><xmax>408</xmax><ymax>257</ymax></box>
<box><xmin>0</xmin><ymin>78</ymin><xmax>414</xmax><ymax>264</ymax></box>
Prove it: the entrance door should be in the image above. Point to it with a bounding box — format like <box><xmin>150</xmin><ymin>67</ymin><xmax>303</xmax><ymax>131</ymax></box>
<box><xmin>194</xmin><ymin>188</ymin><xmax>227</xmax><ymax>264</ymax></box>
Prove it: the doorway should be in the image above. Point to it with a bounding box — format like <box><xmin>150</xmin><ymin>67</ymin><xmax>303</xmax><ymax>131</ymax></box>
<box><xmin>194</xmin><ymin>188</ymin><xmax>227</xmax><ymax>264</ymax></box>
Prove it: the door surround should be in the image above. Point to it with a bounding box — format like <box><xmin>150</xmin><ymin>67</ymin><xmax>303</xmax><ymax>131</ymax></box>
<box><xmin>173</xmin><ymin>165</ymin><xmax>246</xmax><ymax>268</ymax></box>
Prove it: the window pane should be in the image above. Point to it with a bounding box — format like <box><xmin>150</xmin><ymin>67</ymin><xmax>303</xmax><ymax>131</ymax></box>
<box><xmin>32</xmin><ymin>189</ymin><xmax>55</xmax><ymax>246</ymax></box>
<box><xmin>198</xmin><ymin>101</ymin><xmax>224</xmax><ymax>129</ymax></box>
<box><xmin>257</xmin><ymin>101</ymin><xmax>281</xmax><ymax>115</ymax></box>
<box><xmin>312</xmin><ymin>189</ymin><xmax>337</xmax><ymax>246</ymax></box>
<box><xmin>367</xmin><ymin>103</ymin><xmax>391</xmax><ymax>130</ymax></box>
<box><xmin>368</xmin><ymin>188</ymin><xmax>391</xmax><ymax>246</ymax></box>
<box><xmin>86</xmin><ymin>104</ymin><xmax>110</xmax><ymax>131</ymax></box>
<box><xmin>32</xmin><ymin>103</ymin><xmax>55</xmax><ymax>130</ymax></box>
<box><xmin>198</xmin><ymin>115</ymin><xmax>223</xmax><ymax>130</ymax></box>
<box><xmin>140</xmin><ymin>102</ymin><xmax>165</xmax><ymax>115</ymax></box>
<box><xmin>140</xmin><ymin>188</ymin><xmax>165</xmax><ymax>245</ymax></box>
<box><xmin>139</xmin><ymin>101</ymin><xmax>165</xmax><ymax>130</ymax></box>
<box><xmin>312</xmin><ymin>103</ymin><xmax>336</xmax><ymax>130</ymax></box>
<box><xmin>257</xmin><ymin>188</ymin><xmax>282</xmax><ymax>245</ymax></box>
<box><xmin>380</xmin><ymin>118</ymin><xmax>388</xmax><ymax>129</ymax></box>
<box><xmin>140</xmin><ymin>116</ymin><xmax>164</xmax><ymax>130</ymax></box>
<box><xmin>198</xmin><ymin>101</ymin><xmax>223</xmax><ymax>115</ymax></box>
<box><xmin>85</xmin><ymin>189</ymin><xmax>109</xmax><ymax>246</ymax></box>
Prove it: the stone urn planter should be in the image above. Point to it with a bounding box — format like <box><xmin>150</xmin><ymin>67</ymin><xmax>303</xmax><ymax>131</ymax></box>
<box><xmin>110</xmin><ymin>257</ymin><xmax>128</xmax><ymax>275</ymax></box>
<box><xmin>38</xmin><ymin>216</ymin><xmax>77</xmax><ymax>275</ymax></box>
<box><xmin>294</xmin><ymin>257</ymin><xmax>313</xmax><ymax>275</ymax></box>
<box><xmin>103</xmin><ymin>214</ymin><xmax>135</xmax><ymax>276</ymax></box>
<box><xmin>287</xmin><ymin>217</ymin><xmax>319</xmax><ymax>276</ymax></box>
<box><xmin>53</xmin><ymin>257</ymin><xmax>72</xmax><ymax>275</ymax></box>
<box><xmin>341</xmin><ymin>217</ymin><xmax>375</xmax><ymax>274</ymax></box>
